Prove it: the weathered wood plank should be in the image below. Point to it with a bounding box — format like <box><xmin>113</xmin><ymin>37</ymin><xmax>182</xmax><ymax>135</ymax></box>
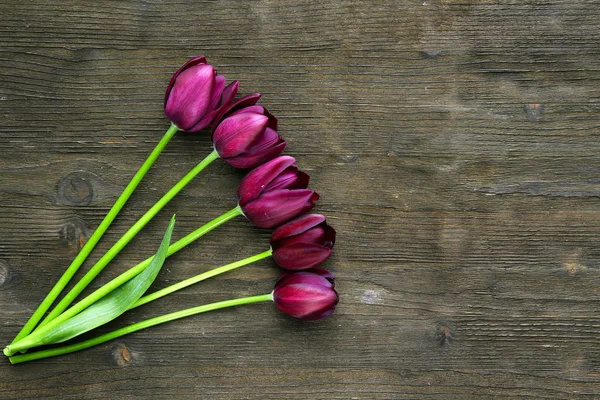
<box><xmin>1</xmin><ymin>0</ymin><xmax>600</xmax><ymax>398</ymax></box>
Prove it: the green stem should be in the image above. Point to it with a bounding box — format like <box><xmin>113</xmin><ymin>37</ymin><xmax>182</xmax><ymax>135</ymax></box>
<box><xmin>130</xmin><ymin>248</ymin><xmax>273</xmax><ymax>309</ymax></box>
<box><xmin>10</xmin><ymin>124</ymin><xmax>179</xmax><ymax>345</ymax></box>
<box><xmin>9</xmin><ymin>293</ymin><xmax>273</xmax><ymax>364</ymax></box>
<box><xmin>5</xmin><ymin>206</ymin><xmax>242</xmax><ymax>356</ymax></box>
<box><xmin>36</xmin><ymin>149</ymin><xmax>220</xmax><ymax>330</ymax></box>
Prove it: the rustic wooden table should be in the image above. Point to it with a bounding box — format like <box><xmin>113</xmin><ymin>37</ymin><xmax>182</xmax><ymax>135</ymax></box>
<box><xmin>1</xmin><ymin>1</ymin><xmax>599</xmax><ymax>398</ymax></box>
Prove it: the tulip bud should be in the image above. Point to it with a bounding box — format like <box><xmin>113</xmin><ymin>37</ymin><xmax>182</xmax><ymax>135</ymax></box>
<box><xmin>164</xmin><ymin>56</ymin><xmax>238</xmax><ymax>132</ymax></box>
<box><xmin>270</xmin><ymin>214</ymin><xmax>336</xmax><ymax>270</ymax></box>
<box><xmin>212</xmin><ymin>104</ymin><xmax>286</xmax><ymax>169</ymax></box>
<box><xmin>238</xmin><ymin>156</ymin><xmax>319</xmax><ymax>228</ymax></box>
<box><xmin>273</xmin><ymin>268</ymin><xmax>338</xmax><ymax>320</ymax></box>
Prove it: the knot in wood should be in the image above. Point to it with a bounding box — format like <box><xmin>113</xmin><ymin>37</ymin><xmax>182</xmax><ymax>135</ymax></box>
<box><xmin>57</xmin><ymin>172</ymin><xmax>95</xmax><ymax>206</ymax></box>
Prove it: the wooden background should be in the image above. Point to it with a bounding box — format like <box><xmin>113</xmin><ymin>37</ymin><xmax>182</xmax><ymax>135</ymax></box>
<box><xmin>1</xmin><ymin>0</ymin><xmax>599</xmax><ymax>398</ymax></box>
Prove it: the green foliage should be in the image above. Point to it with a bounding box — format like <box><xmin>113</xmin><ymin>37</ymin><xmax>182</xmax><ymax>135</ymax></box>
<box><xmin>37</xmin><ymin>216</ymin><xmax>175</xmax><ymax>345</ymax></box>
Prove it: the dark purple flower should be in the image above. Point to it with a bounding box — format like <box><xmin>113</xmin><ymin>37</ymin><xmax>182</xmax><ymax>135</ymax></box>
<box><xmin>270</xmin><ymin>214</ymin><xmax>336</xmax><ymax>270</ymax></box>
<box><xmin>164</xmin><ymin>56</ymin><xmax>238</xmax><ymax>132</ymax></box>
<box><xmin>238</xmin><ymin>156</ymin><xmax>319</xmax><ymax>228</ymax></box>
<box><xmin>212</xmin><ymin>104</ymin><xmax>286</xmax><ymax>169</ymax></box>
<box><xmin>273</xmin><ymin>268</ymin><xmax>339</xmax><ymax>321</ymax></box>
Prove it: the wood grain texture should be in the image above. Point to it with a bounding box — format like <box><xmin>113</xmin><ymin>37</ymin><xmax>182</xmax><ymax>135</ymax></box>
<box><xmin>1</xmin><ymin>0</ymin><xmax>600</xmax><ymax>398</ymax></box>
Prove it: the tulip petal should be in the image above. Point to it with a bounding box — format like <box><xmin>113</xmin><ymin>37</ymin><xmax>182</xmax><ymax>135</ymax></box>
<box><xmin>264</xmin><ymin>167</ymin><xmax>307</xmax><ymax>192</ymax></box>
<box><xmin>187</xmin><ymin>109</ymin><xmax>218</xmax><ymax>132</ymax></box>
<box><xmin>220</xmin><ymin>80</ymin><xmax>239</xmax><ymax>107</ymax></box>
<box><xmin>186</xmin><ymin>75</ymin><xmax>226</xmax><ymax>132</ymax></box>
<box><xmin>285</xmin><ymin>170</ymin><xmax>310</xmax><ymax>191</ymax></box>
<box><xmin>164</xmin><ymin>56</ymin><xmax>207</xmax><ymax>105</ymax></box>
<box><xmin>271</xmin><ymin>214</ymin><xmax>327</xmax><ymax>243</ymax></box>
<box><xmin>263</xmin><ymin>108</ymin><xmax>278</xmax><ymax>131</ymax></box>
<box><xmin>274</xmin><ymin>272</ymin><xmax>332</xmax><ymax>291</ymax></box>
<box><xmin>237</xmin><ymin>156</ymin><xmax>297</xmax><ymax>206</ymax></box>
<box><xmin>277</xmin><ymin>226</ymin><xmax>326</xmax><ymax>248</ymax></box>
<box><xmin>273</xmin><ymin>242</ymin><xmax>332</xmax><ymax>270</ymax></box>
<box><xmin>224</xmin><ymin>141</ymin><xmax>286</xmax><ymax>169</ymax></box>
<box><xmin>311</xmin><ymin>267</ymin><xmax>336</xmax><ymax>282</ymax></box>
<box><xmin>165</xmin><ymin>64</ymin><xmax>215</xmax><ymax>130</ymax></box>
<box><xmin>214</xmin><ymin>113</ymin><xmax>269</xmax><ymax>158</ymax></box>
<box><xmin>185</xmin><ymin>80</ymin><xmax>240</xmax><ymax>132</ymax></box>
<box><xmin>242</xmin><ymin>188</ymin><xmax>319</xmax><ymax>228</ymax></box>
<box><xmin>274</xmin><ymin>268</ymin><xmax>335</xmax><ymax>290</ymax></box>
<box><xmin>195</xmin><ymin>80</ymin><xmax>239</xmax><ymax>131</ymax></box>
<box><xmin>323</xmin><ymin>223</ymin><xmax>336</xmax><ymax>248</ymax></box>
<box><xmin>209</xmin><ymin>75</ymin><xmax>226</xmax><ymax>111</ymax></box>
<box><xmin>230</xmin><ymin>105</ymin><xmax>265</xmax><ymax>117</ymax></box>
<box><xmin>302</xmin><ymin>306</ymin><xmax>337</xmax><ymax>321</ymax></box>
<box><xmin>211</xmin><ymin>93</ymin><xmax>262</xmax><ymax>133</ymax></box>
<box><xmin>249</xmin><ymin>127</ymin><xmax>280</xmax><ymax>151</ymax></box>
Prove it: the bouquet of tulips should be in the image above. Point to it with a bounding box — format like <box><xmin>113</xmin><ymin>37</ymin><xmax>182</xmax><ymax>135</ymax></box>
<box><xmin>4</xmin><ymin>56</ymin><xmax>338</xmax><ymax>364</ymax></box>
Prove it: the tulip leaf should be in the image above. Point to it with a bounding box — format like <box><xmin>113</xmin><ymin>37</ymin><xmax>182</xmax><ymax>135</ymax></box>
<box><xmin>38</xmin><ymin>215</ymin><xmax>176</xmax><ymax>345</ymax></box>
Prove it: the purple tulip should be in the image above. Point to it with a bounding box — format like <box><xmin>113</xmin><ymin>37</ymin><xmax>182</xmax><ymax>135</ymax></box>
<box><xmin>273</xmin><ymin>268</ymin><xmax>339</xmax><ymax>321</ymax></box>
<box><xmin>164</xmin><ymin>56</ymin><xmax>238</xmax><ymax>132</ymax></box>
<box><xmin>212</xmin><ymin>103</ymin><xmax>286</xmax><ymax>169</ymax></box>
<box><xmin>270</xmin><ymin>214</ymin><xmax>336</xmax><ymax>270</ymax></box>
<box><xmin>238</xmin><ymin>156</ymin><xmax>319</xmax><ymax>228</ymax></box>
